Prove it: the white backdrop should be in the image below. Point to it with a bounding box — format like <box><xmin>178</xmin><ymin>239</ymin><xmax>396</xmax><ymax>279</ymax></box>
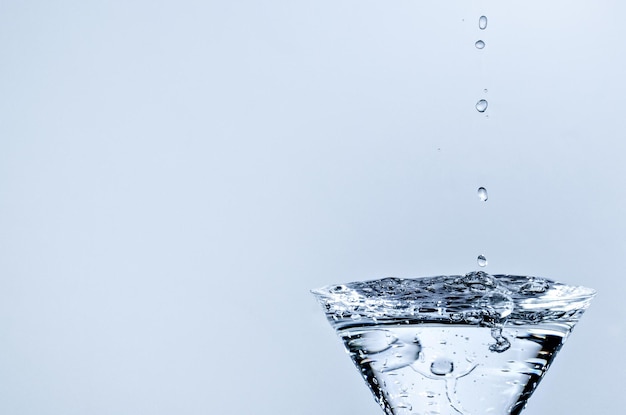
<box><xmin>1</xmin><ymin>1</ymin><xmax>623</xmax><ymax>414</ymax></box>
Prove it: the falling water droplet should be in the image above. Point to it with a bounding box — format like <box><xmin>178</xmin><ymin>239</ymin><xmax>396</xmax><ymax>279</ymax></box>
<box><xmin>475</xmin><ymin>99</ymin><xmax>488</xmax><ymax>113</ymax></box>
<box><xmin>479</xmin><ymin>16</ymin><xmax>488</xmax><ymax>30</ymax></box>
<box><xmin>477</xmin><ymin>187</ymin><xmax>488</xmax><ymax>201</ymax></box>
<box><xmin>483</xmin><ymin>88</ymin><xmax>488</xmax><ymax>93</ymax></box>
<box><xmin>475</xmin><ymin>40</ymin><xmax>485</xmax><ymax>49</ymax></box>
<box><xmin>477</xmin><ymin>255</ymin><xmax>488</xmax><ymax>267</ymax></box>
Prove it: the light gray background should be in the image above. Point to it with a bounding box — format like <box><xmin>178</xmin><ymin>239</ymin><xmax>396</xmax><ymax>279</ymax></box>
<box><xmin>0</xmin><ymin>1</ymin><xmax>623</xmax><ymax>414</ymax></box>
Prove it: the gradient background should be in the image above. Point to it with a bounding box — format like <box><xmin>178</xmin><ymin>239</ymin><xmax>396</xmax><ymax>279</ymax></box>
<box><xmin>1</xmin><ymin>1</ymin><xmax>624</xmax><ymax>414</ymax></box>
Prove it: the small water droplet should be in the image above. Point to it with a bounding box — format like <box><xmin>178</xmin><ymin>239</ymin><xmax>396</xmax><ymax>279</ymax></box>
<box><xmin>484</xmin><ymin>88</ymin><xmax>488</xmax><ymax>93</ymax></box>
<box><xmin>475</xmin><ymin>99</ymin><xmax>488</xmax><ymax>112</ymax></box>
<box><xmin>430</xmin><ymin>358</ymin><xmax>454</xmax><ymax>376</ymax></box>
<box><xmin>477</xmin><ymin>187</ymin><xmax>488</xmax><ymax>201</ymax></box>
<box><xmin>477</xmin><ymin>255</ymin><xmax>488</xmax><ymax>267</ymax></box>
<box><xmin>475</xmin><ymin>40</ymin><xmax>485</xmax><ymax>49</ymax></box>
<box><xmin>479</xmin><ymin>15</ymin><xmax>488</xmax><ymax>30</ymax></box>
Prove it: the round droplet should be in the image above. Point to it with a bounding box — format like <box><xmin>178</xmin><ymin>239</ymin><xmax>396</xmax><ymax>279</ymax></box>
<box><xmin>430</xmin><ymin>358</ymin><xmax>454</xmax><ymax>376</ymax></box>
<box><xmin>477</xmin><ymin>255</ymin><xmax>488</xmax><ymax>267</ymax></box>
<box><xmin>483</xmin><ymin>88</ymin><xmax>488</xmax><ymax>93</ymax></box>
<box><xmin>475</xmin><ymin>40</ymin><xmax>485</xmax><ymax>49</ymax></box>
<box><xmin>475</xmin><ymin>99</ymin><xmax>488</xmax><ymax>113</ymax></box>
<box><xmin>479</xmin><ymin>15</ymin><xmax>488</xmax><ymax>30</ymax></box>
<box><xmin>477</xmin><ymin>186</ymin><xmax>488</xmax><ymax>201</ymax></box>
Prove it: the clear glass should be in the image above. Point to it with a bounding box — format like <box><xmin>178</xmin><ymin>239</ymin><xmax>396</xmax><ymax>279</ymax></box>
<box><xmin>312</xmin><ymin>271</ymin><xmax>595</xmax><ymax>415</ymax></box>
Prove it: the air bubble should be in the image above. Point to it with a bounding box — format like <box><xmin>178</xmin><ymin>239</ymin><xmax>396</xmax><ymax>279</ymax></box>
<box><xmin>430</xmin><ymin>358</ymin><xmax>454</xmax><ymax>376</ymax></box>
<box><xmin>475</xmin><ymin>40</ymin><xmax>485</xmax><ymax>49</ymax></box>
<box><xmin>346</xmin><ymin>330</ymin><xmax>396</xmax><ymax>354</ymax></box>
<box><xmin>481</xmin><ymin>292</ymin><xmax>514</xmax><ymax>319</ymax></box>
<box><xmin>477</xmin><ymin>255</ymin><xmax>488</xmax><ymax>267</ymax></box>
<box><xmin>489</xmin><ymin>327</ymin><xmax>511</xmax><ymax>353</ymax></box>
<box><xmin>519</xmin><ymin>279</ymin><xmax>550</xmax><ymax>294</ymax></box>
<box><xmin>479</xmin><ymin>16</ymin><xmax>488</xmax><ymax>30</ymax></box>
<box><xmin>476</xmin><ymin>99</ymin><xmax>488</xmax><ymax>113</ymax></box>
<box><xmin>477</xmin><ymin>187</ymin><xmax>488</xmax><ymax>201</ymax></box>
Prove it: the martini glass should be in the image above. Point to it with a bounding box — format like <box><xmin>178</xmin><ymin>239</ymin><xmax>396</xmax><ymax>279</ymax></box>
<box><xmin>312</xmin><ymin>271</ymin><xmax>595</xmax><ymax>415</ymax></box>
